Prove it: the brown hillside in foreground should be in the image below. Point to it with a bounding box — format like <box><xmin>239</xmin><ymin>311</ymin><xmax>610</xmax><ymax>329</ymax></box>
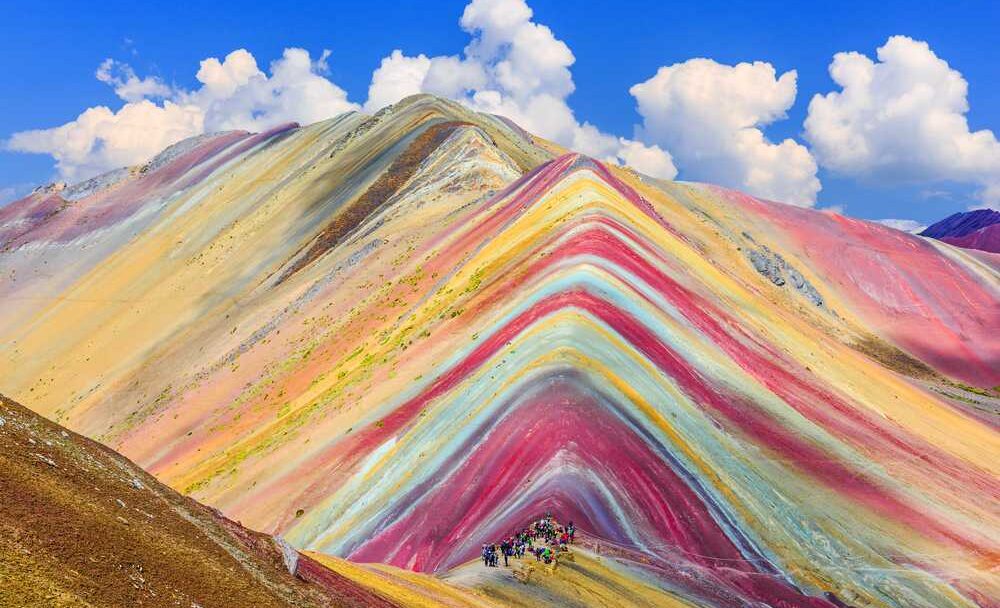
<box><xmin>0</xmin><ymin>393</ymin><xmax>397</xmax><ymax>608</ymax></box>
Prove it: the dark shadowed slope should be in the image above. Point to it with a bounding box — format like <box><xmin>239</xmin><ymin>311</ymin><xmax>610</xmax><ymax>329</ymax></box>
<box><xmin>921</xmin><ymin>208</ymin><xmax>1000</xmax><ymax>253</ymax></box>
<box><xmin>0</xmin><ymin>393</ymin><xmax>398</xmax><ymax>608</ymax></box>
<box><xmin>939</xmin><ymin>223</ymin><xmax>1000</xmax><ymax>253</ymax></box>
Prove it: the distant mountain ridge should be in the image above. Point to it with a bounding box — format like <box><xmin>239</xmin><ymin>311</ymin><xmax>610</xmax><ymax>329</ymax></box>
<box><xmin>921</xmin><ymin>208</ymin><xmax>1000</xmax><ymax>253</ymax></box>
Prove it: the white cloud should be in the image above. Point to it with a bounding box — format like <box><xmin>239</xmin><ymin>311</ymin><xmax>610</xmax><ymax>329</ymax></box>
<box><xmin>185</xmin><ymin>48</ymin><xmax>358</xmax><ymax>132</ymax></box>
<box><xmin>875</xmin><ymin>218</ymin><xmax>927</xmax><ymax>233</ymax></box>
<box><xmin>615</xmin><ymin>140</ymin><xmax>676</xmax><ymax>180</ymax></box>
<box><xmin>804</xmin><ymin>35</ymin><xmax>1000</xmax><ymax>205</ymax></box>
<box><xmin>5</xmin><ymin>0</ymin><xmax>704</xmax><ymax>187</ymax></box>
<box><xmin>362</xmin><ymin>0</ymin><xmax>676</xmax><ymax>180</ymax></box>
<box><xmin>424</xmin><ymin>55</ymin><xmax>489</xmax><ymax>100</ymax></box>
<box><xmin>6</xmin><ymin>48</ymin><xmax>358</xmax><ymax>182</ymax></box>
<box><xmin>7</xmin><ymin>102</ymin><xmax>204</xmax><ymax>182</ymax></box>
<box><xmin>96</xmin><ymin>59</ymin><xmax>173</xmax><ymax>102</ymax></box>
<box><xmin>629</xmin><ymin>59</ymin><xmax>820</xmax><ymax>206</ymax></box>
<box><xmin>366</xmin><ymin>51</ymin><xmax>433</xmax><ymax>114</ymax></box>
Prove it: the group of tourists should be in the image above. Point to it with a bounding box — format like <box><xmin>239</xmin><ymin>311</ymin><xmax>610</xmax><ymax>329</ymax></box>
<box><xmin>481</xmin><ymin>514</ymin><xmax>576</xmax><ymax>568</ymax></box>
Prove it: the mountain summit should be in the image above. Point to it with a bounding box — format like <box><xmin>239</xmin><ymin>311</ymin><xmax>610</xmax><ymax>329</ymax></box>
<box><xmin>1</xmin><ymin>95</ymin><xmax>998</xmax><ymax>608</ymax></box>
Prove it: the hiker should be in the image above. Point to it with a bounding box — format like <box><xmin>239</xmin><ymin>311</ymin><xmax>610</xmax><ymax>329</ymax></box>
<box><xmin>479</xmin><ymin>514</ymin><xmax>577</xmax><ymax>569</ymax></box>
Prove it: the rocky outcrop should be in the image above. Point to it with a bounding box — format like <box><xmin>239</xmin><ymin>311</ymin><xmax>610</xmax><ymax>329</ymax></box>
<box><xmin>747</xmin><ymin>244</ymin><xmax>824</xmax><ymax>306</ymax></box>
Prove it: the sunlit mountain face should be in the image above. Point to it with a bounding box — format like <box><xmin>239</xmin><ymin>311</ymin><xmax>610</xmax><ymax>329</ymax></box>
<box><xmin>2</xmin><ymin>95</ymin><xmax>997</xmax><ymax>608</ymax></box>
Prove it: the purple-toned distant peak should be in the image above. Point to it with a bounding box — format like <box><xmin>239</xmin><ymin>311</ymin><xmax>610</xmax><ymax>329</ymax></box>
<box><xmin>939</xmin><ymin>224</ymin><xmax>1000</xmax><ymax>254</ymax></box>
<box><xmin>919</xmin><ymin>208</ymin><xmax>1000</xmax><ymax>254</ymax></box>
<box><xmin>920</xmin><ymin>208</ymin><xmax>1000</xmax><ymax>238</ymax></box>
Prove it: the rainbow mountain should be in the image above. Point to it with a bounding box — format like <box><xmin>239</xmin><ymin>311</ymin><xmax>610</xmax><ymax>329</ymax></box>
<box><xmin>1</xmin><ymin>95</ymin><xmax>998</xmax><ymax>608</ymax></box>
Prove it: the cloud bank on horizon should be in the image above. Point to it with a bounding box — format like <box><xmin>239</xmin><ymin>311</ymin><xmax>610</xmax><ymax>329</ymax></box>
<box><xmin>6</xmin><ymin>48</ymin><xmax>357</xmax><ymax>183</ymax></box>
<box><xmin>4</xmin><ymin>0</ymin><xmax>999</xmax><ymax>212</ymax></box>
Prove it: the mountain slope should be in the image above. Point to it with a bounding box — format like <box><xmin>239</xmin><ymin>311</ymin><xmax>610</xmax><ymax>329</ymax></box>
<box><xmin>921</xmin><ymin>208</ymin><xmax>1000</xmax><ymax>238</ymax></box>
<box><xmin>2</xmin><ymin>94</ymin><xmax>998</xmax><ymax>608</ymax></box>
<box><xmin>941</xmin><ymin>222</ymin><xmax>1000</xmax><ymax>253</ymax></box>
<box><xmin>0</xmin><ymin>393</ymin><xmax>399</xmax><ymax>608</ymax></box>
<box><xmin>307</xmin><ymin>542</ymin><xmax>704</xmax><ymax>608</ymax></box>
<box><xmin>920</xmin><ymin>209</ymin><xmax>1000</xmax><ymax>253</ymax></box>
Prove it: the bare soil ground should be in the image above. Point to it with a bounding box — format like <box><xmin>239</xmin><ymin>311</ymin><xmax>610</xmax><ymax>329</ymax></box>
<box><xmin>0</xmin><ymin>393</ymin><xmax>398</xmax><ymax>608</ymax></box>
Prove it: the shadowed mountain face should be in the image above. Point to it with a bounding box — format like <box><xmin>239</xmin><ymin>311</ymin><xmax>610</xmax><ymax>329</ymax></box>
<box><xmin>0</xmin><ymin>393</ymin><xmax>399</xmax><ymax>608</ymax></box>
<box><xmin>921</xmin><ymin>209</ymin><xmax>1000</xmax><ymax>254</ymax></box>
<box><xmin>1</xmin><ymin>95</ymin><xmax>998</xmax><ymax>608</ymax></box>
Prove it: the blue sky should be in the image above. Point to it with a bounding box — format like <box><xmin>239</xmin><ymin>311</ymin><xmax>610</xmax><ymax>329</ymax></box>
<box><xmin>2</xmin><ymin>0</ymin><xmax>998</xmax><ymax>226</ymax></box>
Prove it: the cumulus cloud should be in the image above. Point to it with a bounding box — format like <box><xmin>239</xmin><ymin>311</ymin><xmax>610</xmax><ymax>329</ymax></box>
<box><xmin>363</xmin><ymin>0</ymin><xmax>677</xmax><ymax>179</ymax></box>
<box><xmin>185</xmin><ymin>48</ymin><xmax>358</xmax><ymax>132</ymax></box>
<box><xmin>616</xmin><ymin>140</ymin><xmax>677</xmax><ymax>180</ymax></box>
<box><xmin>366</xmin><ymin>51</ymin><xmax>434</xmax><ymax>114</ymax></box>
<box><xmin>96</xmin><ymin>59</ymin><xmax>173</xmax><ymax>102</ymax></box>
<box><xmin>875</xmin><ymin>218</ymin><xmax>927</xmax><ymax>233</ymax></box>
<box><xmin>16</xmin><ymin>0</ymin><xmax>885</xmax><ymax>199</ymax></box>
<box><xmin>7</xmin><ymin>102</ymin><xmax>204</xmax><ymax>182</ymax></box>
<box><xmin>630</xmin><ymin>59</ymin><xmax>820</xmax><ymax>206</ymax></box>
<box><xmin>6</xmin><ymin>48</ymin><xmax>358</xmax><ymax>182</ymax></box>
<box><xmin>805</xmin><ymin>35</ymin><xmax>1000</xmax><ymax>205</ymax></box>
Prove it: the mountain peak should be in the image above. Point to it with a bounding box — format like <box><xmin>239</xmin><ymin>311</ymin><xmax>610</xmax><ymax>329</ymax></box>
<box><xmin>920</xmin><ymin>208</ymin><xmax>1000</xmax><ymax>253</ymax></box>
<box><xmin>921</xmin><ymin>208</ymin><xmax>1000</xmax><ymax>238</ymax></box>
